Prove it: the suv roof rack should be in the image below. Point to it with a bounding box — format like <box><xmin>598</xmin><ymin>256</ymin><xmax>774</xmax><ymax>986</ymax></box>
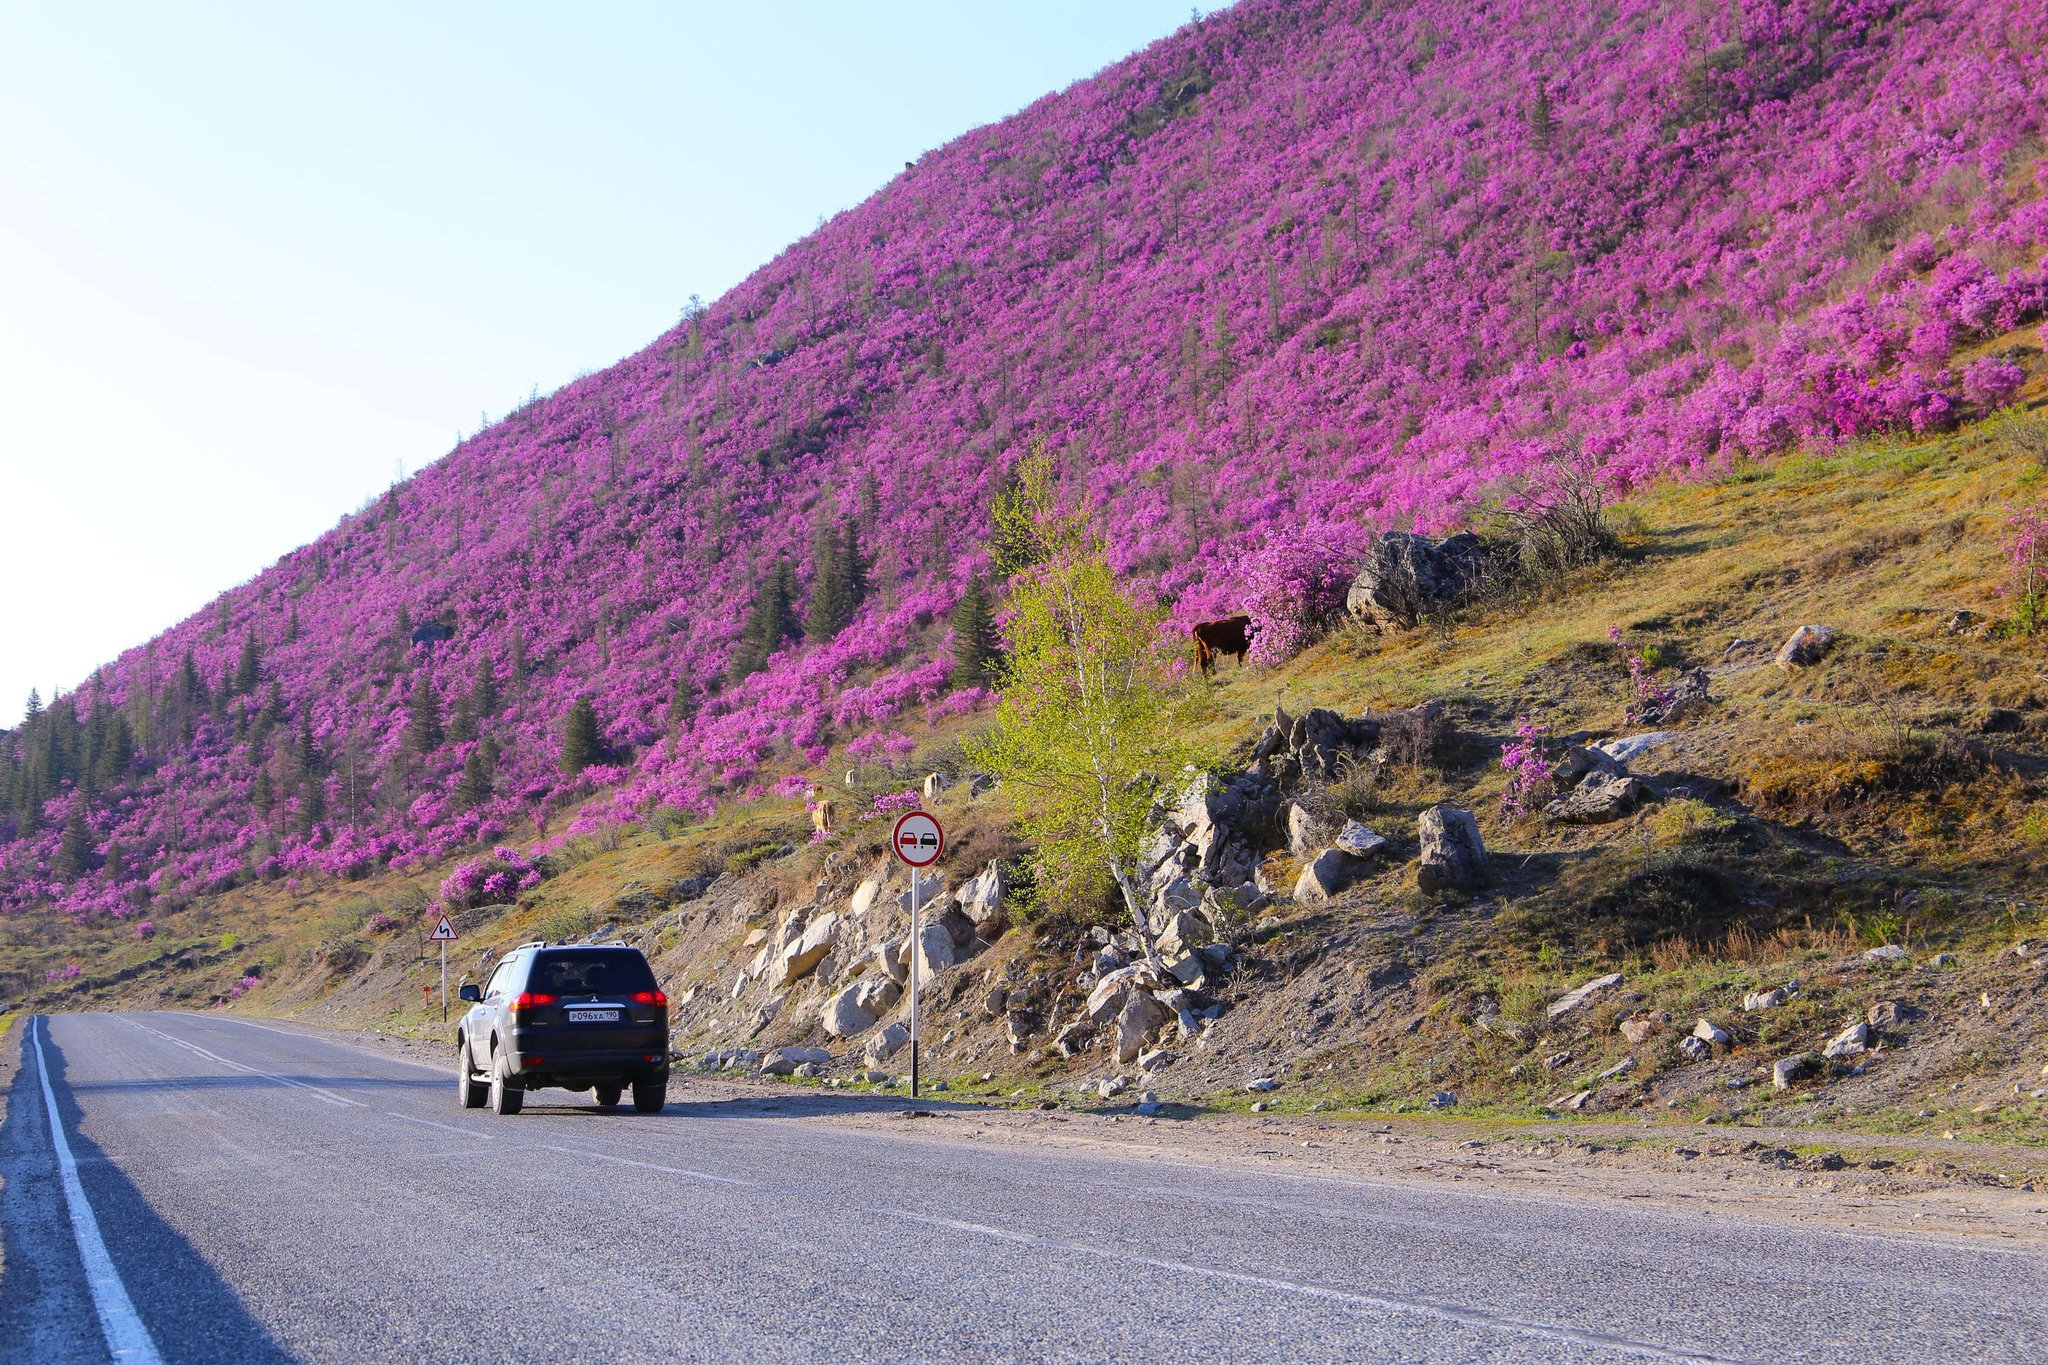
<box><xmin>513</xmin><ymin>940</ymin><xmax>548</xmax><ymax>951</ymax></box>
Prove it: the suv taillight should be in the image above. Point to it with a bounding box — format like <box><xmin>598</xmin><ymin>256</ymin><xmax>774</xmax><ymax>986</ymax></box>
<box><xmin>510</xmin><ymin>991</ymin><xmax>558</xmax><ymax>1012</ymax></box>
<box><xmin>631</xmin><ymin>989</ymin><xmax>668</xmax><ymax>1007</ymax></box>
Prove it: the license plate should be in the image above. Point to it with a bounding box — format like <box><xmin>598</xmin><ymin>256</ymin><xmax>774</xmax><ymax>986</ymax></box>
<box><xmin>566</xmin><ymin>1008</ymin><xmax>620</xmax><ymax>1024</ymax></box>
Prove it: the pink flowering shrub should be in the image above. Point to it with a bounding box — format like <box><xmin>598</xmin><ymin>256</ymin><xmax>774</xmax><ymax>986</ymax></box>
<box><xmin>135</xmin><ymin>920</ymin><xmax>154</xmax><ymax>939</ymax></box>
<box><xmin>45</xmin><ymin>962</ymin><xmax>83</xmax><ymax>983</ymax></box>
<box><xmin>862</xmin><ymin>789</ymin><xmax>924</xmax><ymax>822</ymax></box>
<box><xmin>438</xmin><ymin>846</ymin><xmax>544</xmax><ymax>911</ymax></box>
<box><xmin>2000</xmin><ymin>503</ymin><xmax>2048</xmax><ymax>636</ymax></box>
<box><xmin>1498</xmin><ymin>717</ymin><xmax>1556</xmax><ymax>820</ymax></box>
<box><xmin>1610</xmin><ymin>627</ymin><xmax>1676</xmax><ymax>722</ymax></box>
<box><xmin>1962</xmin><ymin>357</ymin><xmax>2026</xmax><ymax>414</ymax></box>
<box><xmin>4</xmin><ymin>0</ymin><xmax>2047</xmax><ymax>922</ymax></box>
<box><xmin>1233</xmin><ymin>529</ymin><xmax>1363</xmax><ymax>664</ymax></box>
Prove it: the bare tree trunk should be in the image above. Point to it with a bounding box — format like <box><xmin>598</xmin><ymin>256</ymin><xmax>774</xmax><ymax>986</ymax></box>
<box><xmin>1113</xmin><ymin>863</ymin><xmax>1163</xmax><ymax>968</ymax></box>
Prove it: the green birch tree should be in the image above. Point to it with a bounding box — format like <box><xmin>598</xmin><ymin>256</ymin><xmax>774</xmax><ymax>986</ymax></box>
<box><xmin>964</xmin><ymin>442</ymin><xmax>1194</xmax><ymax>963</ymax></box>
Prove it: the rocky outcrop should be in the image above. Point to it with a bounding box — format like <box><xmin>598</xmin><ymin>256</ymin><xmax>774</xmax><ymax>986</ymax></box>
<box><xmin>911</xmin><ymin>921</ymin><xmax>957</xmax><ymax>986</ymax></box>
<box><xmin>1249</xmin><ymin>706</ymin><xmax>1380</xmax><ymax>784</ymax></box>
<box><xmin>1285</xmin><ymin>802</ymin><xmax>1327</xmax><ymax>857</ymax></box>
<box><xmin>777</xmin><ymin>912</ymin><xmax>839</xmax><ymax>985</ymax></box>
<box><xmin>1775</xmin><ymin>624</ymin><xmax>1837</xmax><ymax>668</ymax></box>
<box><xmin>1294</xmin><ymin>848</ymin><xmax>1362</xmax><ymax>902</ymax></box>
<box><xmin>1416</xmin><ymin>805</ymin><xmax>1486</xmax><ymax>892</ymax></box>
<box><xmin>1772</xmin><ymin>1053</ymin><xmax>1820</xmax><ymax>1090</ymax></box>
<box><xmin>1113</xmin><ymin>993</ymin><xmax>1172</xmax><ymax>1063</ymax></box>
<box><xmin>1292</xmin><ymin>822</ymin><xmax>1387</xmax><ymax>901</ymax></box>
<box><xmin>864</xmin><ymin>1022</ymin><xmax>909</xmax><ymax>1063</ymax></box>
<box><xmin>1545</xmin><ymin>768</ymin><xmax>1648</xmax><ymax>825</ymax></box>
<box><xmin>1744</xmin><ymin>982</ymin><xmax>1798</xmax><ymax>1011</ymax></box>
<box><xmin>1822</xmin><ymin>1021</ymin><xmax>1869</xmax><ymax>1058</ymax></box>
<box><xmin>1635</xmin><ymin>667</ymin><xmax>1710</xmax><ymax>725</ymax></box>
<box><xmin>760</xmin><ymin>1045</ymin><xmax>831</xmax><ymax>1076</ymax></box>
<box><xmin>1546</xmin><ymin>972</ymin><xmax>1623</xmax><ymax>1020</ymax></box>
<box><xmin>1550</xmin><ymin>745</ymin><xmax>1627</xmax><ymax>789</ymax></box>
<box><xmin>952</xmin><ymin>860</ymin><xmax>1009</xmax><ymax>934</ymax></box>
<box><xmin>1345</xmin><ymin>531</ymin><xmax>1491</xmax><ymax>630</ymax></box>
<box><xmin>819</xmin><ymin>986</ymin><xmax>877</xmax><ymax>1039</ymax></box>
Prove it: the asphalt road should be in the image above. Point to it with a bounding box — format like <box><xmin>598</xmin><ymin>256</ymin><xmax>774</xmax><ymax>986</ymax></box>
<box><xmin>3</xmin><ymin>1012</ymin><xmax>2042</xmax><ymax>1364</ymax></box>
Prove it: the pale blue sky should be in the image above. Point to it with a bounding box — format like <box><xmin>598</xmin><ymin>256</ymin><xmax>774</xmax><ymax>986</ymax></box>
<box><xmin>0</xmin><ymin>1</ymin><xmax>1221</xmax><ymax>718</ymax></box>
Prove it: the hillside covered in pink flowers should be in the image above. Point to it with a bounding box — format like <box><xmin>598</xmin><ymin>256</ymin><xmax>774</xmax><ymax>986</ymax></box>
<box><xmin>4</xmin><ymin>0</ymin><xmax>2046</xmax><ymax>923</ymax></box>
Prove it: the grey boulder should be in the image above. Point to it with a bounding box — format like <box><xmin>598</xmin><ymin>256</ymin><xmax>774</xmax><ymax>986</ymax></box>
<box><xmin>1294</xmin><ymin>847</ymin><xmax>1369</xmax><ymax>902</ymax></box>
<box><xmin>819</xmin><ymin>986</ymin><xmax>877</xmax><ymax>1039</ymax></box>
<box><xmin>1345</xmin><ymin>531</ymin><xmax>1490</xmax><ymax>630</ymax></box>
<box><xmin>760</xmin><ymin>1045</ymin><xmax>831</xmax><ymax>1076</ymax></box>
<box><xmin>1416</xmin><ymin>805</ymin><xmax>1487</xmax><ymax>892</ymax></box>
<box><xmin>1545</xmin><ymin>769</ymin><xmax>1648</xmax><ymax>825</ymax></box>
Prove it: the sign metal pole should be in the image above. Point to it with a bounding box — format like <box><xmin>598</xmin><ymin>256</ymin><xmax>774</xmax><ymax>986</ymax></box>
<box><xmin>889</xmin><ymin>810</ymin><xmax>942</xmax><ymax>1106</ymax></box>
<box><xmin>440</xmin><ymin>939</ymin><xmax>448</xmax><ymax>1023</ymax></box>
<box><xmin>908</xmin><ymin>869</ymin><xmax>920</xmax><ymax>1100</ymax></box>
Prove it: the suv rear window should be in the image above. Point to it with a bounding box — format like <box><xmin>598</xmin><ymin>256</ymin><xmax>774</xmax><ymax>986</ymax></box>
<box><xmin>530</xmin><ymin>950</ymin><xmax>657</xmax><ymax>996</ymax></box>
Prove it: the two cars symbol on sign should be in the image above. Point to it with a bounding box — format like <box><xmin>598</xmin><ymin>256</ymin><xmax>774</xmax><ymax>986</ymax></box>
<box><xmin>892</xmin><ymin>811</ymin><xmax>944</xmax><ymax>867</ymax></box>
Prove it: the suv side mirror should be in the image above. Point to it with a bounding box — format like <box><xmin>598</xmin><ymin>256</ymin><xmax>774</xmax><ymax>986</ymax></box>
<box><xmin>458</xmin><ymin>983</ymin><xmax>482</xmax><ymax>1003</ymax></box>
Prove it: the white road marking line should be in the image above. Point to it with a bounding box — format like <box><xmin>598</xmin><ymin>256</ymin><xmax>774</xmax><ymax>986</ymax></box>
<box><xmin>525</xmin><ymin>1142</ymin><xmax>761</xmax><ymax>1188</ymax></box>
<box><xmin>31</xmin><ymin>1017</ymin><xmax>166</xmax><ymax>1365</ymax></box>
<box><xmin>123</xmin><ymin>1019</ymin><xmax>368</xmax><ymax>1107</ymax></box>
<box><xmin>384</xmin><ymin>1112</ymin><xmax>504</xmax><ymax>1140</ymax></box>
<box><xmin>128</xmin><ymin>1017</ymin><xmax>761</xmax><ymax>1188</ymax></box>
<box><xmin>870</xmin><ymin>1207</ymin><xmax>1754</xmax><ymax>1365</ymax></box>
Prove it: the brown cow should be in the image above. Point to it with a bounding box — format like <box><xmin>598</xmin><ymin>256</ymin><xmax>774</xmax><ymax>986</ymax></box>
<box><xmin>1191</xmin><ymin>615</ymin><xmax>1256</xmax><ymax>675</ymax></box>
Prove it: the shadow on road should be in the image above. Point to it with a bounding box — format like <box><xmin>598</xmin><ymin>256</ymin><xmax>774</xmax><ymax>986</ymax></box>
<box><xmin>4</xmin><ymin>1021</ymin><xmax>296</xmax><ymax>1365</ymax></box>
<box><xmin>510</xmin><ymin>1088</ymin><xmax>1000</xmax><ymax>1121</ymax></box>
<box><xmin>66</xmin><ymin>1072</ymin><xmax>441</xmax><ymax>1097</ymax></box>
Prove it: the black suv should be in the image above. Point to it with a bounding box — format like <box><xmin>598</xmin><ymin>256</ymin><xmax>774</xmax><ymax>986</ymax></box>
<box><xmin>456</xmin><ymin>942</ymin><xmax>669</xmax><ymax>1115</ymax></box>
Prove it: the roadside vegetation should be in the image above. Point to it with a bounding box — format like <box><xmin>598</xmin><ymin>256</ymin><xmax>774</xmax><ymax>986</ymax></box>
<box><xmin>11</xmin><ymin>397</ymin><xmax>2048</xmax><ymax>1147</ymax></box>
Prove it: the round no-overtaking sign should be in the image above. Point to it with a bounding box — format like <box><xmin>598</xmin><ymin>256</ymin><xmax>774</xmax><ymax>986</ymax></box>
<box><xmin>891</xmin><ymin>811</ymin><xmax>944</xmax><ymax>867</ymax></box>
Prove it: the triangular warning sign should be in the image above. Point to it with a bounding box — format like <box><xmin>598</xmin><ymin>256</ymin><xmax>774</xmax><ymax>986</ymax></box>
<box><xmin>429</xmin><ymin>916</ymin><xmax>459</xmax><ymax>942</ymax></box>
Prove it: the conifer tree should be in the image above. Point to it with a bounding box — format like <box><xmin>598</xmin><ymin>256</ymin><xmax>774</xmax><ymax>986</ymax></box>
<box><xmin>298</xmin><ymin>775</ymin><xmax>327</xmax><ymax>835</ymax></box>
<box><xmin>950</xmin><ymin>575</ymin><xmax>1000</xmax><ymax>688</ymax></box>
<box><xmin>53</xmin><ymin>806</ymin><xmax>94</xmax><ymax>879</ymax></box>
<box><xmin>560</xmin><ymin>697</ymin><xmax>602</xmax><ymax>774</ymax></box>
<box><xmin>471</xmin><ymin>657</ymin><xmax>501</xmax><ymax>716</ymax></box>
<box><xmin>805</xmin><ymin>516</ymin><xmax>869</xmax><ymax>642</ymax></box>
<box><xmin>447</xmin><ymin>693</ymin><xmax>478</xmax><ymax>745</ymax></box>
<box><xmin>1528</xmin><ymin>81</ymin><xmax>1555</xmax><ymax>151</ymax></box>
<box><xmin>95</xmin><ymin>714</ymin><xmax>135</xmax><ymax>789</ymax></box>
<box><xmin>233</xmin><ymin>631</ymin><xmax>262</xmax><ymax>695</ymax></box>
<box><xmin>842</xmin><ymin>519</ymin><xmax>869</xmax><ymax>608</ymax></box>
<box><xmin>455</xmin><ymin>735</ymin><xmax>499</xmax><ymax>810</ymax></box>
<box><xmin>406</xmin><ymin>675</ymin><xmax>443</xmax><ymax>755</ymax></box>
<box><xmin>730</xmin><ymin>559</ymin><xmax>800</xmax><ymax>681</ymax></box>
<box><xmin>805</xmin><ymin>505</ymin><xmax>847</xmax><ymax>642</ymax></box>
<box><xmin>293</xmin><ymin>714</ymin><xmax>323</xmax><ymax>783</ymax></box>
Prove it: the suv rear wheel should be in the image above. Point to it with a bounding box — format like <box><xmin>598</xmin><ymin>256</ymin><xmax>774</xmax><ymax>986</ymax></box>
<box><xmin>489</xmin><ymin>1051</ymin><xmax>524</xmax><ymax>1116</ymax></box>
<box><xmin>594</xmin><ymin>1084</ymin><xmax>621</xmax><ymax>1109</ymax></box>
<box><xmin>457</xmin><ymin>1040</ymin><xmax>488</xmax><ymax>1109</ymax></box>
<box><xmin>631</xmin><ymin>1078</ymin><xmax>666</xmax><ymax>1114</ymax></box>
